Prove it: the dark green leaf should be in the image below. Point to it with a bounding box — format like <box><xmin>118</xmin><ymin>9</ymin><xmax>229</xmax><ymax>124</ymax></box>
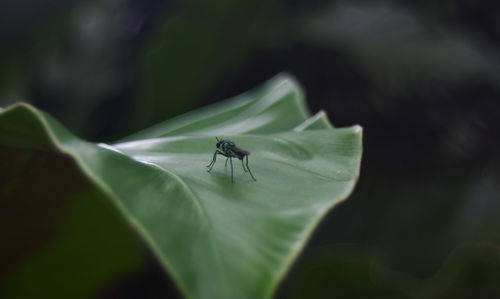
<box><xmin>0</xmin><ymin>76</ymin><xmax>362</xmax><ymax>299</ymax></box>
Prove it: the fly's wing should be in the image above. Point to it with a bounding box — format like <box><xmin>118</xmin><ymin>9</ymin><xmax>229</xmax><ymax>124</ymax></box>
<box><xmin>231</xmin><ymin>146</ymin><xmax>250</xmax><ymax>159</ymax></box>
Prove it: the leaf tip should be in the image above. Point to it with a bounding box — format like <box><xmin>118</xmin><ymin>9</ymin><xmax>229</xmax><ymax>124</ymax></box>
<box><xmin>353</xmin><ymin>124</ymin><xmax>363</xmax><ymax>134</ymax></box>
<box><xmin>272</xmin><ymin>72</ymin><xmax>305</xmax><ymax>95</ymax></box>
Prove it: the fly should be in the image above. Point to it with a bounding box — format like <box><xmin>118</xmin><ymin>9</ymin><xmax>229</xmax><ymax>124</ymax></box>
<box><xmin>206</xmin><ymin>137</ymin><xmax>257</xmax><ymax>183</ymax></box>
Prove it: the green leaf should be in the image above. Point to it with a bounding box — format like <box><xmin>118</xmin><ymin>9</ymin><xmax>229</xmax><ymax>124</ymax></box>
<box><xmin>121</xmin><ymin>74</ymin><xmax>310</xmax><ymax>141</ymax></box>
<box><xmin>293</xmin><ymin>110</ymin><xmax>334</xmax><ymax>132</ymax></box>
<box><xmin>0</xmin><ymin>76</ymin><xmax>362</xmax><ymax>299</ymax></box>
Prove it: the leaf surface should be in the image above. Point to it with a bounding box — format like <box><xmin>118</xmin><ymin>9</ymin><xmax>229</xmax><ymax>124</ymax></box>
<box><xmin>0</xmin><ymin>75</ymin><xmax>362</xmax><ymax>299</ymax></box>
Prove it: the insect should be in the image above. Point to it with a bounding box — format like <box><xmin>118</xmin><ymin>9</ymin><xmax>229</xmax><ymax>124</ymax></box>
<box><xmin>206</xmin><ymin>137</ymin><xmax>257</xmax><ymax>183</ymax></box>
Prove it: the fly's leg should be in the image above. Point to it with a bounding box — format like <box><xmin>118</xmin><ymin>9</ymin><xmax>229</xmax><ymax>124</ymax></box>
<box><xmin>246</xmin><ymin>155</ymin><xmax>256</xmax><ymax>181</ymax></box>
<box><xmin>225</xmin><ymin>157</ymin><xmax>229</xmax><ymax>169</ymax></box>
<box><xmin>241</xmin><ymin>158</ymin><xmax>248</xmax><ymax>172</ymax></box>
<box><xmin>230</xmin><ymin>157</ymin><xmax>234</xmax><ymax>183</ymax></box>
<box><xmin>207</xmin><ymin>151</ymin><xmax>218</xmax><ymax>171</ymax></box>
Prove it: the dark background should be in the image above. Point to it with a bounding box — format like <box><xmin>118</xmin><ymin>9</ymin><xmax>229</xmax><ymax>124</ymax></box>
<box><xmin>2</xmin><ymin>0</ymin><xmax>500</xmax><ymax>298</ymax></box>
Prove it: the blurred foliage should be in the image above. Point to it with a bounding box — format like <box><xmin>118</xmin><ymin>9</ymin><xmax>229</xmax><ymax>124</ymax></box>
<box><xmin>280</xmin><ymin>245</ymin><xmax>413</xmax><ymax>299</ymax></box>
<box><xmin>301</xmin><ymin>2</ymin><xmax>500</xmax><ymax>88</ymax></box>
<box><xmin>1</xmin><ymin>0</ymin><xmax>500</xmax><ymax>298</ymax></box>
<box><xmin>136</xmin><ymin>0</ymin><xmax>286</xmax><ymax>129</ymax></box>
<box><xmin>0</xmin><ymin>147</ymin><xmax>145</xmax><ymax>298</ymax></box>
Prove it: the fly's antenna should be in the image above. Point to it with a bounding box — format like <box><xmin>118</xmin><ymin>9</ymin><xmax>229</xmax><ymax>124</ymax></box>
<box><xmin>216</xmin><ymin>137</ymin><xmax>220</xmax><ymax>142</ymax></box>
